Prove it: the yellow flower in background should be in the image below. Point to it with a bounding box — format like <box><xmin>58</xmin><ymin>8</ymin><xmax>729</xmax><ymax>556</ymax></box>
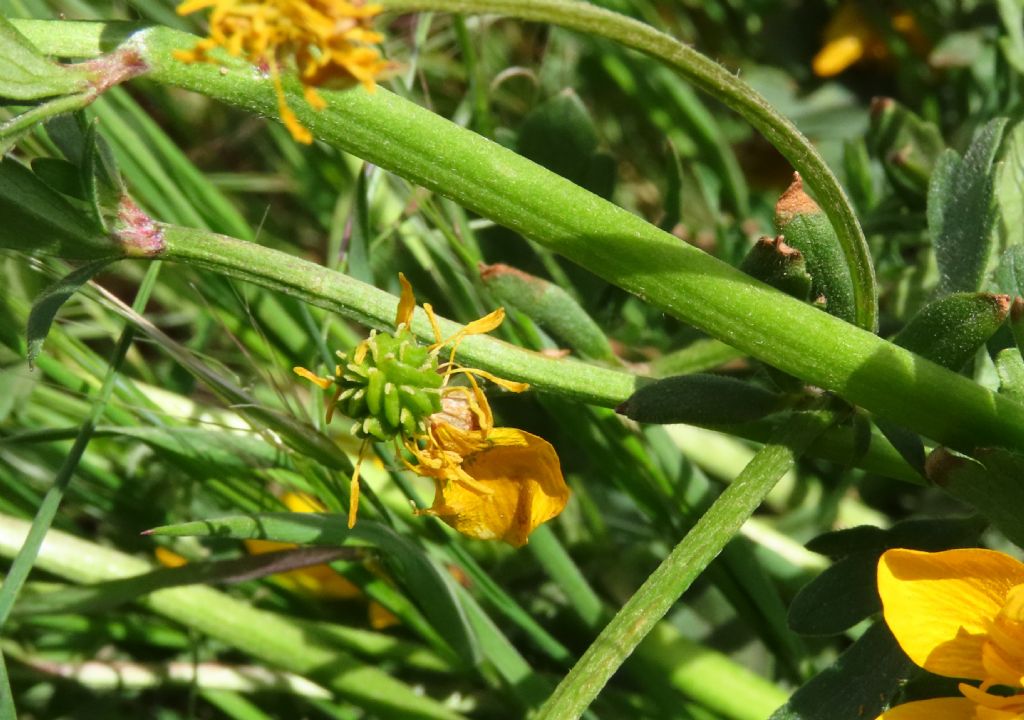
<box><xmin>875</xmin><ymin>548</ymin><xmax>1024</xmax><ymax>719</ymax></box>
<box><xmin>174</xmin><ymin>0</ymin><xmax>392</xmax><ymax>143</ymax></box>
<box><xmin>295</xmin><ymin>275</ymin><xmax>569</xmax><ymax>546</ymax></box>
<box><xmin>813</xmin><ymin>1</ymin><xmax>922</xmax><ymax>77</ymax></box>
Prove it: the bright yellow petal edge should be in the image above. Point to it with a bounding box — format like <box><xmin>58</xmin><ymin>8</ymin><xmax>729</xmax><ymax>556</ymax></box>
<box><xmin>874</xmin><ymin>697</ymin><xmax>978</xmax><ymax>720</ymax></box>
<box><xmin>878</xmin><ymin>548</ymin><xmax>1024</xmax><ymax>680</ymax></box>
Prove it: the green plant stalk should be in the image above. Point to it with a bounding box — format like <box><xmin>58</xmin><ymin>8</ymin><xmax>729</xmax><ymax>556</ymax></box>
<box><xmin>13</xmin><ymin>22</ymin><xmax>1024</xmax><ymax>452</ymax></box>
<box><xmin>0</xmin><ymin>262</ymin><xmax>161</xmax><ymax>634</ymax></box>
<box><xmin>376</xmin><ymin>0</ymin><xmax>876</xmax><ymax>330</ymax></box>
<box><xmin>0</xmin><ymin>650</ymin><xmax>14</xmax><ymax>720</ymax></box>
<box><xmin>153</xmin><ymin>224</ymin><xmax>915</xmax><ymax>481</ymax></box>
<box><xmin>0</xmin><ymin>514</ymin><xmax>464</xmax><ymax>720</ymax></box>
<box><xmin>535</xmin><ymin>406</ymin><xmax>839</xmax><ymax>720</ymax></box>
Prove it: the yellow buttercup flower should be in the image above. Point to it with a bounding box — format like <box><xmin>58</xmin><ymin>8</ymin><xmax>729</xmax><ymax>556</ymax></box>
<box><xmin>875</xmin><ymin>548</ymin><xmax>1024</xmax><ymax>719</ymax></box>
<box><xmin>295</xmin><ymin>275</ymin><xmax>569</xmax><ymax>546</ymax></box>
<box><xmin>175</xmin><ymin>0</ymin><xmax>392</xmax><ymax>143</ymax></box>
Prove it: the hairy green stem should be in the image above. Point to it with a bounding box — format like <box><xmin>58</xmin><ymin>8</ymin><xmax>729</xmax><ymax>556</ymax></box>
<box><xmin>12</xmin><ymin>21</ymin><xmax>1024</xmax><ymax>453</ymax></box>
<box><xmin>535</xmin><ymin>405</ymin><xmax>840</xmax><ymax>720</ymax></box>
<box><xmin>378</xmin><ymin>0</ymin><xmax>877</xmax><ymax>331</ymax></box>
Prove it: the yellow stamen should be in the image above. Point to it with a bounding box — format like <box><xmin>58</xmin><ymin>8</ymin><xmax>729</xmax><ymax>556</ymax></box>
<box><xmin>294</xmin><ymin>365</ymin><xmax>332</xmax><ymax>389</ymax></box>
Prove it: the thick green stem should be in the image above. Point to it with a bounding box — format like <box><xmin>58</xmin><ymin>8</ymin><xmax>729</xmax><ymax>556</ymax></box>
<box><xmin>12</xmin><ymin>21</ymin><xmax>1024</xmax><ymax>453</ymax></box>
<box><xmin>378</xmin><ymin>0</ymin><xmax>877</xmax><ymax>331</ymax></box>
<box><xmin>535</xmin><ymin>406</ymin><xmax>839</xmax><ymax>720</ymax></box>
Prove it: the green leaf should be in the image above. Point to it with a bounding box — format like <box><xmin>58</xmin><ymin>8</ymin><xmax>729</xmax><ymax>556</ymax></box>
<box><xmin>12</xmin><ymin>547</ymin><xmax>358</xmax><ymax>616</ymax></box>
<box><xmin>616</xmin><ymin>373</ymin><xmax>783</xmax><ymax>426</ymax></box>
<box><xmin>993</xmin><ymin>121</ymin><xmax>1024</xmax><ymax>252</ymax></box>
<box><xmin>928</xmin><ymin>447</ymin><xmax>1024</xmax><ymax>547</ymax></box>
<box><xmin>740</xmin><ymin>236</ymin><xmax>813</xmax><ymax>301</ymax></box>
<box><xmin>0</xmin><ymin>158</ymin><xmax>107</xmax><ymax>258</ymax></box>
<box><xmin>26</xmin><ymin>258</ymin><xmax>116</xmax><ymax>365</ymax></box>
<box><xmin>997</xmin><ymin>0</ymin><xmax>1024</xmax><ymax>73</ymax></box>
<box><xmin>787</xmin><ymin>552</ymin><xmax>880</xmax><ymax>636</ymax></box>
<box><xmin>867</xmin><ymin>98</ymin><xmax>945</xmax><ymax>201</ymax></box>
<box><xmin>931</xmin><ymin>119</ymin><xmax>1009</xmax><ymax>295</ymax></box>
<box><xmin>30</xmin><ymin>157</ymin><xmax>85</xmax><ymax>199</ymax></box>
<box><xmin>480</xmin><ymin>262</ymin><xmax>614</xmax><ymax>361</ymax></box>
<box><xmin>791</xmin><ymin>517</ymin><xmax>986</xmax><ymax>635</ymax></box>
<box><xmin>995</xmin><ymin>347</ymin><xmax>1024</xmax><ymax>404</ymax></box>
<box><xmin>0</xmin><ymin>15</ymin><xmax>88</xmax><ymax>100</ymax></box>
<box><xmin>768</xmin><ymin>622</ymin><xmax>918</xmax><ymax>720</ymax></box>
<box><xmin>515</xmin><ymin>89</ymin><xmax>614</xmax><ymax>197</ymax></box>
<box><xmin>892</xmin><ymin>292</ymin><xmax>1011</xmax><ymax>372</ymax></box>
<box><xmin>146</xmin><ymin>513</ymin><xmax>480</xmax><ymax>666</ymax></box>
<box><xmin>774</xmin><ymin>175</ymin><xmax>856</xmax><ymax>322</ymax></box>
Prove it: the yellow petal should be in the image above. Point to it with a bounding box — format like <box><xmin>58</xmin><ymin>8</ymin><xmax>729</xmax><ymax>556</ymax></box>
<box><xmin>395</xmin><ymin>272</ymin><xmax>416</xmax><ymax>328</ymax></box>
<box><xmin>155</xmin><ymin>546</ymin><xmax>189</xmax><ymax>568</ymax></box>
<box><xmin>244</xmin><ymin>538</ymin><xmax>362</xmax><ymax>599</ymax></box>
<box><xmin>281</xmin><ymin>492</ymin><xmax>326</xmax><ymax>513</ymax></box>
<box><xmin>368</xmin><ymin>600</ymin><xmax>401</xmax><ymax>629</ymax></box>
<box><xmin>424</xmin><ymin>428</ymin><xmax>568</xmax><ymax>547</ymax></box>
<box><xmin>813</xmin><ymin>36</ymin><xmax>865</xmax><ymax>77</ymax></box>
<box><xmin>878</xmin><ymin>549</ymin><xmax>1024</xmax><ymax>679</ymax></box>
<box><xmin>874</xmin><ymin>697</ymin><xmax>980</xmax><ymax>720</ymax></box>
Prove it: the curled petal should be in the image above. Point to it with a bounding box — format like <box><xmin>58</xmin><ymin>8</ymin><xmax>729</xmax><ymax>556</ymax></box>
<box><xmin>873</xmin><ymin>697</ymin><xmax>983</xmax><ymax>720</ymax></box>
<box><xmin>422</xmin><ymin>428</ymin><xmax>568</xmax><ymax>547</ymax></box>
<box><xmin>878</xmin><ymin>549</ymin><xmax>1024</xmax><ymax>680</ymax></box>
<box><xmin>396</xmin><ymin>272</ymin><xmax>416</xmax><ymax>328</ymax></box>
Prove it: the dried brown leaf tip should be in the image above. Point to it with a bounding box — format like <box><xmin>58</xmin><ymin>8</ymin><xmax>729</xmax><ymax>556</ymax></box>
<box><xmin>775</xmin><ymin>173</ymin><xmax>822</xmax><ymax>226</ymax></box>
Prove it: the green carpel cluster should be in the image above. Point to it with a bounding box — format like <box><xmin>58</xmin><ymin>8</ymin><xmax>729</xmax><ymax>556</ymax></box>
<box><xmin>334</xmin><ymin>328</ymin><xmax>444</xmax><ymax>441</ymax></box>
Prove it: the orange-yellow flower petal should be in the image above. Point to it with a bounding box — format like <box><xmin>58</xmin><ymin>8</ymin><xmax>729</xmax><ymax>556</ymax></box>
<box><xmin>244</xmin><ymin>538</ymin><xmax>362</xmax><ymax>599</ymax></box>
<box><xmin>395</xmin><ymin>272</ymin><xmax>416</xmax><ymax>328</ymax></box>
<box><xmin>874</xmin><ymin>697</ymin><xmax>980</xmax><ymax>720</ymax></box>
<box><xmin>421</xmin><ymin>427</ymin><xmax>568</xmax><ymax>548</ymax></box>
<box><xmin>878</xmin><ymin>548</ymin><xmax>1024</xmax><ymax>680</ymax></box>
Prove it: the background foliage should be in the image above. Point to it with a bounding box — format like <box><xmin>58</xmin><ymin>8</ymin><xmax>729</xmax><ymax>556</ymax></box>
<box><xmin>1</xmin><ymin>0</ymin><xmax>1023</xmax><ymax>718</ymax></box>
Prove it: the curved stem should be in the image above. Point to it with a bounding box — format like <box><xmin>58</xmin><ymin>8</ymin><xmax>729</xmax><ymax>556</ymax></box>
<box><xmin>536</xmin><ymin>404</ymin><xmax>840</xmax><ymax>720</ymax></box>
<box><xmin>379</xmin><ymin>0</ymin><xmax>878</xmax><ymax>332</ymax></box>
<box><xmin>12</xmin><ymin>21</ymin><xmax>1024</xmax><ymax>454</ymax></box>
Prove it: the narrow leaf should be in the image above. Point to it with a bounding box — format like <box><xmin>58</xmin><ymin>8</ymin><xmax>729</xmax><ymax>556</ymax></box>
<box><xmin>892</xmin><ymin>292</ymin><xmax>1011</xmax><ymax>371</ymax></box>
<box><xmin>147</xmin><ymin>513</ymin><xmax>480</xmax><ymax>665</ymax></box>
<box><xmin>27</xmin><ymin>258</ymin><xmax>115</xmax><ymax>365</ymax></box>
<box><xmin>617</xmin><ymin>373</ymin><xmax>783</xmax><ymax>425</ymax></box>
<box><xmin>932</xmin><ymin>119</ymin><xmax>1009</xmax><ymax>294</ymax></box>
<box><xmin>12</xmin><ymin>547</ymin><xmax>357</xmax><ymax>616</ymax></box>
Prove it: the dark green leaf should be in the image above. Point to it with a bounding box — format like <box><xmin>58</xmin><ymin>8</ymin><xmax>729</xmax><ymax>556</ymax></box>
<box><xmin>27</xmin><ymin>258</ymin><xmax>116</xmax><ymax>365</ymax></box>
<box><xmin>929</xmin><ymin>447</ymin><xmax>1024</xmax><ymax>547</ymax></box>
<box><xmin>516</xmin><ymin>89</ymin><xmax>613</xmax><ymax>197</ymax></box>
<box><xmin>873</xmin><ymin>418</ymin><xmax>926</xmax><ymax>476</ymax></box>
<box><xmin>0</xmin><ymin>158</ymin><xmax>107</xmax><ymax>258</ymax></box>
<box><xmin>616</xmin><ymin>373</ymin><xmax>783</xmax><ymax>425</ymax></box>
<box><xmin>768</xmin><ymin>622</ymin><xmax>918</xmax><ymax>720</ymax></box>
<box><xmin>740</xmin><ymin>236</ymin><xmax>813</xmax><ymax>301</ymax></box>
<box><xmin>787</xmin><ymin>552</ymin><xmax>880</xmax><ymax>636</ymax></box>
<box><xmin>481</xmin><ymin>263</ymin><xmax>614</xmax><ymax>361</ymax></box>
<box><xmin>30</xmin><ymin>157</ymin><xmax>85</xmax><ymax>199</ymax></box>
<box><xmin>892</xmin><ymin>292</ymin><xmax>1011</xmax><ymax>371</ymax></box>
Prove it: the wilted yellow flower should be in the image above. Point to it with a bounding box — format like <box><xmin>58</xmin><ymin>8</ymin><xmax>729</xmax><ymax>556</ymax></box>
<box><xmin>175</xmin><ymin>0</ymin><xmax>392</xmax><ymax>143</ymax></box>
<box><xmin>875</xmin><ymin>548</ymin><xmax>1024</xmax><ymax>719</ymax></box>
<box><xmin>295</xmin><ymin>275</ymin><xmax>569</xmax><ymax>546</ymax></box>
